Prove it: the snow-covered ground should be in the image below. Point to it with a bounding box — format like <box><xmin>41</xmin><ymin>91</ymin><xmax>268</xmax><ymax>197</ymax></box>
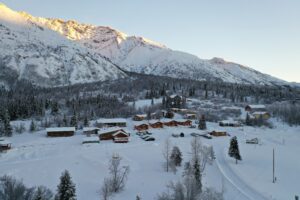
<box><xmin>1</xmin><ymin>118</ymin><xmax>299</xmax><ymax>200</ymax></box>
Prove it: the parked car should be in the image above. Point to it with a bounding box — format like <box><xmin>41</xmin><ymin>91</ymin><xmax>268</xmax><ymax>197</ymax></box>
<box><xmin>180</xmin><ymin>133</ymin><xmax>185</xmax><ymax>137</ymax></box>
<box><xmin>190</xmin><ymin>132</ymin><xmax>201</xmax><ymax>137</ymax></box>
<box><xmin>200</xmin><ymin>134</ymin><xmax>212</xmax><ymax>139</ymax></box>
<box><xmin>172</xmin><ymin>133</ymin><xmax>179</xmax><ymax>138</ymax></box>
<box><xmin>141</xmin><ymin>135</ymin><xmax>150</xmax><ymax>140</ymax></box>
<box><xmin>246</xmin><ymin>138</ymin><xmax>259</xmax><ymax>144</ymax></box>
<box><xmin>189</xmin><ymin>125</ymin><xmax>196</xmax><ymax>128</ymax></box>
<box><xmin>144</xmin><ymin>137</ymin><xmax>155</xmax><ymax>141</ymax></box>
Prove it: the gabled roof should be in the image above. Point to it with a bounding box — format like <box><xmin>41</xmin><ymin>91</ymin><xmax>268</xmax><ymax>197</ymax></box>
<box><xmin>82</xmin><ymin>136</ymin><xmax>99</xmax><ymax>142</ymax></box>
<box><xmin>46</xmin><ymin>127</ymin><xmax>76</xmax><ymax>132</ymax></box>
<box><xmin>134</xmin><ymin>114</ymin><xmax>147</xmax><ymax>118</ymax></box>
<box><xmin>112</xmin><ymin>131</ymin><xmax>129</xmax><ymax>137</ymax></box>
<box><xmin>252</xmin><ymin>111</ymin><xmax>269</xmax><ymax>115</ymax></box>
<box><xmin>0</xmin><ymin>140</ymin><xmax>11</xmax><ymax>145</ymax></box>
<box><xmin>246</xmin><ymin>105</ymin><xmax>266</xmax><ymax>109</ymax></box>
<box><xmin>83</xmin><ymin>127</ymin><xmax>100</xmax><ymax>132</ymax></box>
<box><xmin>98</xmin><ymin>127</ymin><xmax>126</xmax><ymax>135</ymax></box>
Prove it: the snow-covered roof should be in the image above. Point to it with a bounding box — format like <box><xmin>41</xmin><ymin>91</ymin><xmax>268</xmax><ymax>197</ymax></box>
<box><xmin>185</xmin><ymin>113</ymin><xmax>196</xmax><ymax>116</ymax></box>
<box><xmin>220</xmin><ymin>120</ymin><xmax>240</xmax><ymax>124</ymax></box>
<box><xmin>0</xmin><ymin>140</ymin><xmax>11</xmax><ymax>145</ymax></box>
<box><xmin>46</xmin><ymin>127</ymin><xmax>76</xmax><ymax>132</ymax></box>
<box><xmin>247</xmin><ymin>105</ymin><xmax>266</xmax><ymax>109</ymax></box>
<box><xmin>112</xmin><ymin>131</ymin><xmax>129</xmax><ymax>137</ymax></box>
<box><xmin>83</xmin><ymin>127</ymin><xmax>100</xmax><ymax>132</ymax></box>
<box><xmin>82</xmin><ymin>136</ymin><xmax>99</xmax><ymax>142</ymax></box>
<box><xmin>98</xmin><ymin>127</ymin><xmax>127</xmax><ymax>135</ymax></box>
<box><xmin>97</xmin><ymin>118</ymin><xmax>127</xmax><ymax>123</ymax></box>
<box><xmin>134</xmin><ymin>114</ymin><xmax>147</xmax><ymax>118</ymax></box>
<box><xmin>252</xmin><ymin>111</ymin><xmax>269</xmax><ymax>115</ymax></box>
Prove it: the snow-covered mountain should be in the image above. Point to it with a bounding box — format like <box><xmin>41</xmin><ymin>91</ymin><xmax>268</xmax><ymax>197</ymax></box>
<box><xmin>0</xmin><ymin>4</ymin><xmax>126</xmax><ymax>87</ymax></box>
<box><xmin>0</xmin><ymin>4</ymin><xmax>288</xmax><ymax>87</ymax></box>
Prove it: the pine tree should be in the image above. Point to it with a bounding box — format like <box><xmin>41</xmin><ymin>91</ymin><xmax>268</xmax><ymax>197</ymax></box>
<box><xmin>228</xmin><ymin>136</ymin><xmax>242</xmax><ymax>164</ymax></box>
<box><xmin>63</xmin><ymin>114</ymin><xmax>68</xmax><ymax>127</ymax></box>
<box><xmin>70</xmin><ymin>112</ymin><xmax>78</xmax><ymax>129</ymax></box>
<box><xmin>193</xmin><ymin>157</ymin><xmax>202</xmax><ymax>191</ymax></box>
<box><xmin>170</xmin><ymin>146</ymin><xmax>183</xmax><ymax>167</ymax></box>
<box><xmin>198</xmin><ymin>115</ymin><xmax>207</xmax><ymax>130</ymax></box>
<box><xmin>55</xmin><ymin>170</ymin><xmax>76</xmax><ymax>200</ymax></box>
<box><xmin>245</xmin><ymin>113</ymin><xmax>252</xmax><ymax>126</ymax></box>
<box><xmin>83</xmin><ymin>116</ymin><xmax>89</xmax><ymax>127</ymax></box>
<box><xmin>3</xmin><ymin>110</ymin><xmax>12</xmax><ymax>137</ymax></box>
<box><xmin>30</xmin><ymin>120</ymin><xmax>36</xmax><ymax>132</ymax></box>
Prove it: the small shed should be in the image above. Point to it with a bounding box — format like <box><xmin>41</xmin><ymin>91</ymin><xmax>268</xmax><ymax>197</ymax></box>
<box><xmin>82</xmin><ymin>136</ymin><xmax>100</xmax><ymax>144</ymax></box>
<box><xmin>98</xmin><ymin>128</ymin><xmax>127</xmax><ymax>140</ymax></box>
<box><xmin>245</xmin><ymin>105</ymin><xmax>266</xmax><ymax>112</ymax></box>
<box><xmin>46</xmin><ymin>127</ymin><xmax>75</xmax><ymax>137</ymax></box>
<box><xmin>83</xmin><ymin>127</ymin><xmax>100</xmax><ymax>135</ymax></box>
<box><xmin>0</xmin><ymin>140</ymin><xmax>12</xmax><ymax>151</ymax></box>
<box><xmin>96</xmin><ymin>118</ymin><xmax>127</xmax><ymax>128</ymax></box>
<box><xmin>209</xmin><ymin>130</ymin><xmax>227</xmax><ymax>137</ymax></box>
<box><xmin>150</xmin><ymin>121</ymin><xmax>164</xmax><ymax>129</ymax></box>
<box><xmin>113</xmin><ymin>131</ymin><xmax>129</xmax><ymax>143</ymax></box>
<box><xmin>134</xmin><ymin>124</ymin><xmax>149</xmax><ymax>131</ymax></box>
<box><xmin>164</xmin><ymin>120</ymin><xmax>178</xmax><ymax>127</ymax></box>
<box><xmin>133</xmin><ymin>114</ymin><xmax>147</xmax><ymax>121</ymax></box>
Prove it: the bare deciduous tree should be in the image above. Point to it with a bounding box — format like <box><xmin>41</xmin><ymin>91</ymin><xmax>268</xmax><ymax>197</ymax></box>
<box><xmin>162</xmin><ymin>138</ymin><xmax>172</xmax><ymax>172</ymax></box>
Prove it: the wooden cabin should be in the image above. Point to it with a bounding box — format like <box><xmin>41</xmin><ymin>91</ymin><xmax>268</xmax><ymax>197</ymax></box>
<box><xmin>177</xmin><ymin>120</ymin><xmax>192</xmax><ymax>126</ymax></box>
<box><xmin>83</xmin><ymin>127</ymin><xmax>100</xmax><ymax>135</ymax></box>
<box><xmin>133</xmin><ymin>114</ymin><xmax>147</xmax><ymax>121</ymax></box>
<box><xmin>96</xmin><ymin>118</ymin><xmax>127</xmax><ymax>128</ymax></box>
<box><xmin>245</xmin><ymin>105</ymin><xmax>266</xmax><ymax>112</ymax></box>
<box><xmin>0</xmin><ymin>140</ymin><xmax>12</xmax><ymax>151</ymax></box>
<box><xmin>98</xmin><ymin>128</ymin><xmax>127</xmax><ymax>140</ymax></box>
<box><xmin>82</xmin><ymin>136</ymin><xmax>100</xmax><ymax>144</ymax></box>
<box><xmin>150</xmin><ymin>121</ymin><xmax>164</xmax><ymax>129</ymax></box>
<box><xmin>164</xmin><ymin>120</ymin><xmax>178</xmax><ymax>127</ymax></box>
<box><xmin>134</xmin><ymin>124</ymin><xmax>149</xmax><ymax>131</ymax></box>
<box><xmin>46</xmin><ymin>127</ymin><xmax>75</xmax><ymax>137</ymax></box>
<box><xmin>113</xmin><ymin>131</ymin><xmax>129</xmax><ymax>143</ymax></box>
<box><xmin>184</xmin><ymin>113</ymin><xmax>197</xmax><ymax>119</ymax></box>
<box><xmin>209</xmin><ymin>130</ymin><xmax>227</xmax><ymax>137</ymax></box>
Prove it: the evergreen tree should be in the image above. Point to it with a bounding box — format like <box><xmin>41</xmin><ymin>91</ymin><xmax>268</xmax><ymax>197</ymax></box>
<box><xmin>3</xmin><ymin>110</ymin><xmax>12</xmax><ymax>137</ymax></box>
<box><xmin>151</xmin><ymin>98</ymin><xmax>154</xmax><ymax>106</ymax></box>
<box><xmin>245</xmin><ymin>113</ymin><xmax>252</xmax><ymax>126</ymax></box>
<box><xmin>70</xmin><ymin>112</ymin><xmax>78</xmax><ymax>129</ymax></box>
<box><xmin>193</xmin><ymin>157</ymin><xmax>202</xmax><ymax>191</ymax></box>
<box><xmin>51</xmin><ymin>102</ymin><xmax>59</xmax><ymax>115</ymax></box>
<box><xmin>63</xmin><ymin>114</ymin><xmax>68</xmax><ymax>127</ymax></box>
<box><xmin>198</xmin><ymin>115</ymin><xmax>207</xmax><ymax>130</ymax></box>
<box><xmin>170</xmin><ymin>146</ymin><xmax>183</xmax><ymax>167</ymax></box>
<box><xmin>33</xmin><ymin>186</ymin><xmax>53</xmax><ymax>200</ymax></box>
<box><xmin>55</xmin><ymin>170</ymin><xmax>76</xmax><ymax>200</ymax></box>
<box><xmin>30</xmin><ymin>120</ymin><xmax>36</xmax><ymax>132</ymax></box>
<box><xmin>83</xmin><ymin>116</ymin><xmax>89</xmax><ymax>127</ymax></box>
<box><xmin>228</xmin><ymin>136</ymin><xmax>242</xmax><ymax>164</ymax></box>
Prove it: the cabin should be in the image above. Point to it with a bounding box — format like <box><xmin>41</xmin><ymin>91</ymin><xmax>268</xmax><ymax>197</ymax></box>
<box><xmin>184</xmin><ymin>114</ymin><xmax>197</xmax><ymax>120</ymax></box>
<box><xmin>150</xmin><ymin>121</ymin><xmax>164</xmax><ymax>129</ymax></box>
<box><xmin>209</xmin><ymin>130</ymin><xmax>227</xmax><ymax>137</ymax></box>
<box><xmin>83</xmin><ymin>127</ymin><xmax>100</xmax><ymax>135</ymax></box>
<box><xmin>134</xmin><ymin>124</ymin><xmax>149</xmax><ymax>131</ymax></box>
<box><xmin>166</xmin><ymin>95</ymin><xmax>186</xmax><ymax>109</ymax></box>
<box><xmin>98</xmin><ymin>128</ymin><xmax>127</xmax><ymax>140</ymax></box>
<box><xmin>46</xmin><ymin>127</ymin><xmax>75</xmax><ymax>137</ymax></box>
<box><xmin>164</xmin><ymin>110</ymin><xmax>174</xmax><ymax>119</ymax></box>
<box><xmin>82</xmin><ymin>136</ymin><xmax>100</xmax><ymax>144</ymax></box>
<box><xmin>133</xmin><ymin>114</ymin><xmax>147</xmax><ymax>121</ymax></box>
<box><xmin>219</xmin><ymin>120</ymin><xmax>241</xmax><ymax>127</ymax></box>
<box><xmin>96</xmin><ymin>118</ymin><xmax>127</xmax><ymax>128</ymax></box>
<box><xmin>177</xmin><ymin>120</ymin><xmax>192</xmax><ymax>126</ymax></box>
<box><xmin>252</xmin><ymin>112</ymin><xmax>271</xmax><ymax>120</ymax></box>
<box><xmin>113</xmin><ymin>131</ymin><xmax>129</xmax><ymax>143</ymax></box>
<box><xmin>164</xmin><ymin>120</ymin><xmax>178</xmax><ymax>127</ymax></box>
<box><xmin>0</xmin><ymin>140</ymin><xmax>12</xmax><ymax>151</ymax></box>
<box><xmin>245</xmin><ymin>105</ymin><xmax>266</xmax><ymax>112</ymax></box>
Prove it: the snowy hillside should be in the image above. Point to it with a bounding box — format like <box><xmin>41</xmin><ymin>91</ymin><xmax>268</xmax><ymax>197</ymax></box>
<box><xmin>0</xmin><ymin>4</ymin><xmax>126</xmax><ymax>87</ymax></box>
<box><xmin>16</xmin><ymin>8</ymin><xmax>288</xmax><ymax>86</ymax></box>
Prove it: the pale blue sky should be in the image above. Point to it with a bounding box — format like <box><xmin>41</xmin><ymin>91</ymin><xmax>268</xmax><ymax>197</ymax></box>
<box><xmin>2</xmin><ymin>0</ymin><xmax>300</xmax><ymax>82</ymax></box>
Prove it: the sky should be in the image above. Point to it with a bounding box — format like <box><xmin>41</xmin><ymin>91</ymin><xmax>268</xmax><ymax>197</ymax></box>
<box><xmin>2</xmin><ymin>0</ymin><xmax>300</xmax><ymax>82</ymax></box>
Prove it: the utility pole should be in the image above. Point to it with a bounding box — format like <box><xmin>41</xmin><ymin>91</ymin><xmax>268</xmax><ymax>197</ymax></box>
<box><xmin>272</xmin><ymin>148</ymin><xmax>275</xmax><ymax>183</ymax></box>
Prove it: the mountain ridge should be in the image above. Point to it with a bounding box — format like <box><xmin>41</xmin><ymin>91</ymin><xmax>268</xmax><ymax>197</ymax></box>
<box><xmin>0</xmin><ymin>4</ymin><xmax>289</xmax><ymax>87</ymax></box>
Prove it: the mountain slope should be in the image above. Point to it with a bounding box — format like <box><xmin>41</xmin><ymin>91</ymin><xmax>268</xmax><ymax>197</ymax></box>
<box><xmin>0</xmin><ymin>4</ymin><xmax>126</xmax><ymax>87</ymax></box>
<box><xmin>18</xmin><ymin>11</ymin><xmax>288</xmax><ymax>86</ymax></box>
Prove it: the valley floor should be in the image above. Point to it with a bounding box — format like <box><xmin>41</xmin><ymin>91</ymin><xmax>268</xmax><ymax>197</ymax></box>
<box><xmin>0</xmin><ymin>120</ymin><xmax>299</xmax><ymax>200</ymax></box>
